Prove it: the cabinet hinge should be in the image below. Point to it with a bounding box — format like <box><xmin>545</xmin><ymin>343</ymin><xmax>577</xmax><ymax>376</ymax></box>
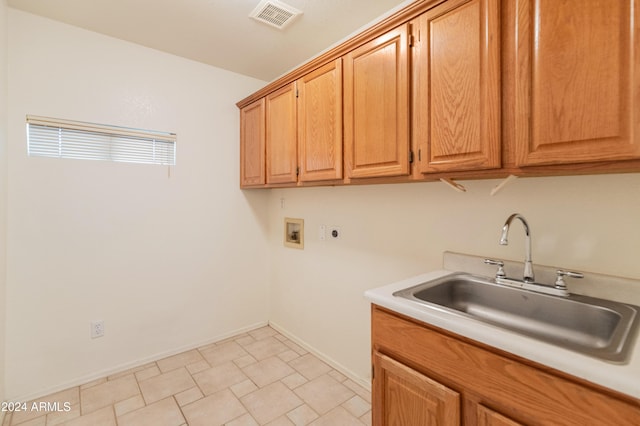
<box><xmin>409</xmin><ymin>151</ymin><xmax>414</xmax><ymax>163</ymax></box>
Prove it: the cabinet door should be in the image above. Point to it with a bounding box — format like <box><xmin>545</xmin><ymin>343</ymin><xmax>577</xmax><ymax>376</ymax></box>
<box><xmin>414</xmin><ymin>0</ymin><xmax>501</xmax><ymax>173</ymax></box>
<box><xmin>373</xmin><ymin>351</ymin><xmax>459</xmax><ymax>426</ymax></box>
<box><xmin>240</xmin><ymin>98</ymin><xmax>266</xmax><ymax>187</ymax></box>
<box><xmin>266</xmin><ymin>83</ymin><xmax>298</xmax><ymax>184</ymax></box>
<box><xmin>515</xmin><ymin>0</ymin><xmax>640</xmax><ymax>166</ymax></box>
<box><xmin>344</xmin><ymin>25</ymin><xmax>410</xmax><ymax>178</ymax></box>
<box><xmin>477</xmin><ymin>405</ymin><xmax>524</xmax><ymax>426</ymax></box>
<box><xmin>297</xmin><ymin>59</ymin><xmax>343</xmax><ymax>182</ymax></box>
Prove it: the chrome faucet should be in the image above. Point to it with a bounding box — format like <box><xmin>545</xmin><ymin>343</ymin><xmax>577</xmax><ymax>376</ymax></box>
<box><xmin>500</xmin><ymin>213</ymin><xmax>534</xmax><ymax>283</ymax></box>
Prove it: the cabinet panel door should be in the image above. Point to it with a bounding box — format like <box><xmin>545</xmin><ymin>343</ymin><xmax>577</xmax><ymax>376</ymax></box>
<box><xmin>477</xmin><ymin>405</ymin><xmax>525</xmax><ymax>426</ymax></box>
<box><xmin>297</xmin><ymin>59</ymin><xmax>343</xmax><ymax>182</ymax></box>
<box><xmin>266</xmin><ymin>83</ymin><xmax>297</xmax><ymax>184</ymax></box>
<box><xmin>373</xmin><ymin>351</ymin><xmax>459</xmax><ymax>426</ymax></box>
<box><xmin>344</xmin><ymin>25</ymin><xmax>410</xmax><ymax>178</ymax></box>
<box><xmin>415</xmin><ymin>0</ymin><xmax>501</xmax><ymax>173</ymax></box>
<box><xmin>240</xmin><ymin>98</ymin><xmax>266</xmax><ymax>187</ymax></box>
<box><xmin>515</xmin><ymin>0</ymin><xmax>640</xmax><ymax>165</ymax></box>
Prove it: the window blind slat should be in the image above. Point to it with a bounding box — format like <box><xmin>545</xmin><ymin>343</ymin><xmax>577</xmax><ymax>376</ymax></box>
<box><xmin>26</xmin><ymin>116</ymin><xmax>176</xmax><ymax>166</ymax></box>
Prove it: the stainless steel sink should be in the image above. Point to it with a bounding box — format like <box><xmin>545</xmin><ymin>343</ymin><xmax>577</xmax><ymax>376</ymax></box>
<box><xmin>393</xmin><ymin>273</ymin><xmax>640</xmax><ymax>362</ymax></box>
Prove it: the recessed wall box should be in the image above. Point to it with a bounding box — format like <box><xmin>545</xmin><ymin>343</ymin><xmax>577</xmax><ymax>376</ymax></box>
<box><xmin>284</xmin><ymin>217</ymin><xmax>304</xmax><ymax>249</ymax></box>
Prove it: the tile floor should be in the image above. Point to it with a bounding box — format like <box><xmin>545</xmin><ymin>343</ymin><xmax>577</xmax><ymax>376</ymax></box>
<box><xmin>4</xmin><ymin>326</ymin><xmax>371</xmax><ymax>426</ymax></box>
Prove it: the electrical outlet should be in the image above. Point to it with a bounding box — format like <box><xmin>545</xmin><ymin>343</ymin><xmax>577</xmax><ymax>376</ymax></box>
<box><xmin>91</xmin><ymin>320</ymin><xmax>104</xmax><ymax>339</ymax></box>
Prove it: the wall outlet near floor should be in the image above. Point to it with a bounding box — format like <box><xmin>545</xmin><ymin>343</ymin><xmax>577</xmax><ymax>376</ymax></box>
<box><xmin>91</xmin><ymin>320</ymin><xmax>104</xmax><ymax>339</ymax></box>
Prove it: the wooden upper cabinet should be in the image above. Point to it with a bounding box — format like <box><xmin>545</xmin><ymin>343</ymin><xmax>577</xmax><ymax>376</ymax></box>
<box><xmin>297</xmin><ymin>59</ymin><xmax>343</xmax><ymax>182</ymax></box>
<box><xmin>373</xmin><ymin>351</ymin><xmax>460</xmax><ymax>426</ymax></box>
<box><xmin>240</xmin><ymin>98</ymin><xmax>266</xmax><ymax>187</ymax></box>
<box><xmin>266</xmin><ymin>83</ymin><xmax>297</xmax><ymax>184</ymax></box>
<box><xmin>414</xmin><ymin>0</ymin><xmax>501</xmax><ymax>174</ymax></box>
<box><xmin>515</xmin><ymin>0</ymin><xmax>640</xmax><ymax>166</ymax></box>
<box><xmin>344</xmin><ymin>24</ymin><xmax>410</xmax><ymax>179</ymax></box>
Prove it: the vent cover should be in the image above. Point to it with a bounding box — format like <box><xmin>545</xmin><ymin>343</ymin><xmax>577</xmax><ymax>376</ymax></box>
<box><xmin>249</xmin><ymin>0</ymin><xmax>302</xmax><ymax>30</ymax></box>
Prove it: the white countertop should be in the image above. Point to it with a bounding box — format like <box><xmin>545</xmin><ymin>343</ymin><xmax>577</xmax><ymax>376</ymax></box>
<box><xmin>364</xmin><ymin>253</ymin><xmax>640</xmax><ymax>399</ymax></box>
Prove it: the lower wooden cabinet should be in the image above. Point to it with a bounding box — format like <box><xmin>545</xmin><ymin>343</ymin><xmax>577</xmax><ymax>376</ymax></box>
<box><xmin>476</xmin><ymin>405</ymin><xmax>524</xmax><ymax>426</ymax></box>
<box><xmin>373</xmin><ymin>351</ymin><xmax>459</xmax><ymax>425</ymax></box>
<box><xmin>372</xmin><ymin>305</ymin><xmax>640</xmax><ymax>425</ymax></box>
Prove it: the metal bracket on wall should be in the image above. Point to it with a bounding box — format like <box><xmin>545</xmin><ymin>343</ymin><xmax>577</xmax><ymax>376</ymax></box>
<box><xmin>440</xmin><ymin>178</ymin><xmax>467</xmax><ymax>193</ymax></box>
<box><xmin>490</xmin><ymin>174</ymin><xmax>518</xmax><ymax>196</ymax></box>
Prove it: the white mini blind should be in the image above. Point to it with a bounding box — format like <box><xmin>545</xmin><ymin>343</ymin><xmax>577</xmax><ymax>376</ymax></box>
<box><xmin>26</xmin><ymin>115</ymin><xmax>176</xmax><ymax>165</ymax></box>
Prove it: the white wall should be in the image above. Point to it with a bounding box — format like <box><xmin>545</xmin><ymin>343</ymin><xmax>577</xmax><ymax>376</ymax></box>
<box><xmin>6</xmin><ymin>9</ymin><xmax>271</xmax><ymax>400</ymax></box>
<box><xmin>268</xmin><ymin>174</ymin><xmax>640</xmax><ymax>386</ymax></box>
<box><xmin>0</xmin><ymin>0</ymin><xmax>8</xmax><ymax>407</ymax></box>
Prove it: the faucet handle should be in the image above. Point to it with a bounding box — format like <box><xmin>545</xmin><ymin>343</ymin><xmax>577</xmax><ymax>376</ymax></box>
<box><xmin>484</xmin><ymin>259</ymin><xmax>506</xmax><ymax>279</ymax></box>
<box><xmin>555</xmin><ymin>270</ymin><xmax>584</xmax><ymax>290</ymax></box>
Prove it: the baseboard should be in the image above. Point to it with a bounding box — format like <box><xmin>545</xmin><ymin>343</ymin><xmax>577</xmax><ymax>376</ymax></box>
<box><xmin>268</xmin><ymin>321</ymin><xmax>372</xmax><ymax>392</ymax></box>
<box><xmin>11</xmin><ymin>321</ymin><xmax>268</xmax><ymax>403</ymax></box>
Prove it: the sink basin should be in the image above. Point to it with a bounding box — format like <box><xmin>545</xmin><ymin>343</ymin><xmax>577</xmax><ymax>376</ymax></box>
<box><xmin>393</xmin><ymin>273</ymin><xmax>640</xmax><ymax>362</ymax></box>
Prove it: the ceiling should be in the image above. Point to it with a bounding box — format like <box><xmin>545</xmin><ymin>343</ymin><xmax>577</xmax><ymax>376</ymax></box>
<box><xmin>8</xmin><ymin>0</ymin><xmax>411</xmax><ymax>82</ymax></box>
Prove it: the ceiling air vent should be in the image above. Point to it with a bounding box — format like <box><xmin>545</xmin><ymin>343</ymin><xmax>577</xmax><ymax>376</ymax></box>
<box><xmin>249</xmin><ymin>0</ymin><xmax>302</xmax><ymax>30</ymax></box>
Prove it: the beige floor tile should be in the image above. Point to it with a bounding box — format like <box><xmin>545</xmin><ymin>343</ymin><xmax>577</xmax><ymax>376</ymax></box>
<box><xmin>242</xmin><ymin>356</ymin><xmax>295</xmax><ymax>387</ymax></box>
<box><xmin>240</xmin><ymin>382</ymin><xmax>303</xmax><ymax>425</ymax></box>
<box><xmin>248</xmin><ymin>326</ymin><xmax>278</xmax><ymax>341</ymax></box>
<box><xmin>280</xmin><ymin>372</ymin><xmax>308</xmax><ymax>390</ymax></box>
<box><xmin>186</xmin><ymin>360</ymin><xmax>210</xmax><ymax>375</ymax></box>
<box><xmin>174</xmin><ymin>387</ymin><xmax>204</xmax><ymax>407</ymax></box>
<box><xmin>80</xmin><ymin>375</ymin><xmax>139</xmax><ymax>415</ymax></box>
<box><xmin>135</xmin><ymin>365</ymin><xmax>161</xmax><ymax>382</ymax></box>
<box><xmin>230</xmin><ymin>379</ymin><xmax>258</xmax><ymax>399</ymax></box>
<box><xmin>234</xmin><ymin>335</ymin><xmax>257</xmax><ymax>347</ymax></box>
<box><xmin>156</xmin><ymin>349</ymin><xmax>205</xmax><ymax>373</ymax></box>
<box><xmin>79</xmin><ymin>377</ymin><xmax>107</xmax><ymax>390</ymax></box>
<box><xmin>199</xmin><ymin>340</ymin><xmax>249</xmax><ymax>367</ymax></box>
<box><xmin>288</xmin><ymin>354</ymin><xmax>332</xmax><ymax>381</ymax></box>
<box><xmin>182</xmin><ymin>389</ymin><xmax>247</xmax><ymax>426</ymax></box>
<box><xmin>294</xmin><ymin>374</ymin><xmax>355</xmax><ymax>415</ymax></box>
<box><xmin>274</xmin><ymin>334</ymin><xmax>288</xmax><ymax>342</ymax></box>
<box><xmin>277</xmin><ymin>350</ymin><xmax>300</xmax><ymax>363</ymax></box>
<box><xmin>342</xmin><ymin>395</ymin><xmax>370</xmax><ymax>418</ymax></box>
<box><xmin>360</xmin><ymin>410</ymin><xmax>372</xmax><ymax>426</ymax></box>
<box><xmin>10</xmin><ymin>416</ymin><xmax>46</xmax><ymax>426</ymax></box>
<box><xmin>107</xmin><ymin>363</ymin><xmax>155</xmax><ymax>381</ymax></box>
<box><xmin>233</xmin><ymin>354</ymin><xmax>258</xmax><ymax>369</ymax></box>
<box><xmin>286</xmin><ymin>404</ymin><xmax>319</xmax><ymax>425</ymax></box>
<box><xmin>328</xmin><ymin>369</ymin><xmax>347</xmax><ymax>383</ymax></box>
<box><xmin>113</xmin><ymin>395</ymin><xmax>145</xmax><ymax>417</ymax></box>
<box><xmin>343</xmin><ymin>380</ymin><xmax>371</xmax><ymax>404</ymax></box>
<box><xmin>8</xmin><ymin>327</ymin><xmax>373</xmax><ymax>426</ymax></box>
<box><xmin>63</xmin><ymin>406</ymin><xmax>116</xmax><ymax>426</ymax></box>
<box><xmin>282</xmin><ymin>340</ymin><xmax>308</xmax><ymax>356</ymax></box>
<box><xmin>46</xmin><ymin>402</ymin><xmax>80</xmax><ymax>425</ymax></box>
<box><xmin>266</xmin><ymin>417</ymin><xmax>295</xmax><ymax>426</ymax></box>
<box><xmin>192</xmin><ymin>362</ymin><xmax>248</xmax><ymax>396</ymax></box>
<box><xmin>225</xmin><ymin>413</ymin><xmax>259</xmax><ymax>426</ymax></box>
<box><xmin>138</xmin><ymin>367</ymin><xmax>195</xmax><ymax>404</ymax></box>
<box><xmin>309</xmin><ymin>406</ymin><xmax>364</xmax><ymax>426</ymax></box>
<box><xmin>11</xmin><ymin>387</ymin><xmax>79</xmax><ymax>425</ymax></box>
<box><xmin>117</xmin><ymin>397</ymin><xmax>185</xmax><ymax>426</ymax></box>
<box><xmin>2</xmin><ymin>413</ymin><xmax>12</xmax><ymax>426</ymax></box>
<box><xmin>243</xmin><ymin>336</ymin><xmax>289</xmax><ymax>360</ymax></box>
